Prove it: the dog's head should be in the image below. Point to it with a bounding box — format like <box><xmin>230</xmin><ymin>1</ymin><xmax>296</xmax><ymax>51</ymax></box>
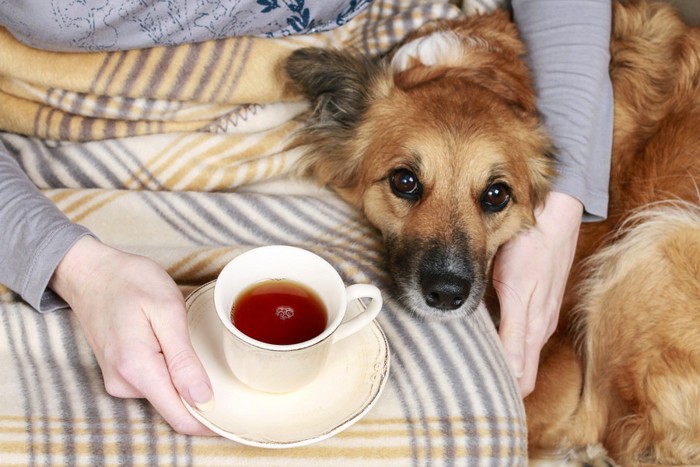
<box><xmin>286</xmin><ymin>11</ymin><xmax>555</xmax><ymax>319</ymax></box>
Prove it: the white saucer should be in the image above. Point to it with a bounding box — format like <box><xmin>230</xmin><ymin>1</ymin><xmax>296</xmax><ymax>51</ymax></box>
<box><xmin>182</xmin><ymin>281</ymin><xmax>390</xmax><ymax>449</ymax></box>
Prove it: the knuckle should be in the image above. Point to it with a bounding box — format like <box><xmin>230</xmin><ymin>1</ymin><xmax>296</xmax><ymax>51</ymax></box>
<box><xmin>156</xmin><ymin>294</ymin><xmax>185</xmax><ymax>313</ymax></box>
<box><xmin>114</xmin><ymin>355</ymin><xmax>142</xmax><ymax>382</ymax></box>
<box><xmin>103</xmin><ymin>376</ymin><xmax>138</xmax><ymax>399</ymax></box>
<box><xmin>166</xmin><ymin>348</ymin><xmax>199</xmax><ymax>376</ymax></box>
<box><xmin>110</xmin><ymin>349</ymin><xmax>152</xmax><ymax>389</ymax></box>
<box><xmin>543</xmin><ymin>297</ymin><xmax>562</xmax><ymax>317</ymax></box>
<box><xmin>493</xmin><ymin>282</ymin><xmax>525</xmax><ymax>305</ymax></box>
<box><xmin>168</xmin><ymin>349</ymin><xmax>195</xmax><ymax>371</ymax></box>
<box><xmin>502</xmin><ymin>319</ymin><xmax>527</xmax><ymax>341</ymax></box>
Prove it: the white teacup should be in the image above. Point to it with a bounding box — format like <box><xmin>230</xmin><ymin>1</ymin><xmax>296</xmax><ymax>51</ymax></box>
<box><xmin>213</xmin><ymin>245</ymin><xmax>383</xmax><ymax>393</ymax></box>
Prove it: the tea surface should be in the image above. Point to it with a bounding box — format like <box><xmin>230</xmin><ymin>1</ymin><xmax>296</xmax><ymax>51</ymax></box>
<box><xmin>231</xmin><ymin>279</ymin><xmax>328</xmax><ymax>345</ymax></box>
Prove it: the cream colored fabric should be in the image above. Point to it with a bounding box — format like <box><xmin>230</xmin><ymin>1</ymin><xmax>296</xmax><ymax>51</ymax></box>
<box><xmin>0</xmin><ymin>1</ymin><xmax>528</xmax><ymax>464</ymax></box>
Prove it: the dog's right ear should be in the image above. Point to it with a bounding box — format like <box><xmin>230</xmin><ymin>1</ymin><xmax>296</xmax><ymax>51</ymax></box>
<box><xmin>286</xmin><ymin>48</ymin><xmax>389</xmax><ymax>132</ymax></box>
<box><xmin>285</xmin><ymin>48</ymin><xmax>390</xmax><ymax>204</ymax></box>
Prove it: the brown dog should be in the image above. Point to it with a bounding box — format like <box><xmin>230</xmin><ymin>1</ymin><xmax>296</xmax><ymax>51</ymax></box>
<box><xmin>286</xmin><ymin>1</ymin><xmax>700</xmax><ymax>465</ymax></box>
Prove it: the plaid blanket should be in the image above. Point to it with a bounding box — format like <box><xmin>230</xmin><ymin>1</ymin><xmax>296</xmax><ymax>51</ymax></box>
<box><xmin>0</xmin><ymin>0</ymin><xmax>527</xmax><ymax>464</ymax></box>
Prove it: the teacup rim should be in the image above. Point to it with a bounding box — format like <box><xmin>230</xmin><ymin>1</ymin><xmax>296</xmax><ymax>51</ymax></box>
<box><xmin>213</xmin><ymin>245</ymin><xmax>347</xmax><ymax>351</ymax></box>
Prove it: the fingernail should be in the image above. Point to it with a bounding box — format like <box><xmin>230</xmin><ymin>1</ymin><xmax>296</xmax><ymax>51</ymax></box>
<box><xmin>507</xmin><ymin>353</ymin><xmax>524</xmax><ymax>379</ymax></box>
<box><xmin>190</xmin><ymin>381</ymin><xmax>215</xmax><ymax>412</ymax></box>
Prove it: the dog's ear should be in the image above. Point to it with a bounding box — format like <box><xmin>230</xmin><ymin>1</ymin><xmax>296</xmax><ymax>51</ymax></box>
<box><xmin>285</xmin><ymin>48</ymin><xmax>390</xmax><ymax>204</ymax></box>
<box><xmin>528</xmin><ymin>141</ymin><xmax>557</xmax><ymax>211</ymax></box>
<box><xmin>286</xmin><ymin>48</ymin><xmax>388</xmax><ymax>131</ymax></box>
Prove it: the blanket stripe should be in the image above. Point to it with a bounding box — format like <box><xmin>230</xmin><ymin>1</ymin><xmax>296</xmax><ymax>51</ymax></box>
<box><xmin>1</xmin><ymin>187</ymin><xmax>527</xmax><ymax>465</ymax></box>
<box><xmin>0</xmin><ymin>2</ymin><xmax>460</xmax><ymax>143</ymax></box>
<box><xmin>0</xmin><ymin>0</ymin><xmax>528</xmax><ymax>464</ymax></box>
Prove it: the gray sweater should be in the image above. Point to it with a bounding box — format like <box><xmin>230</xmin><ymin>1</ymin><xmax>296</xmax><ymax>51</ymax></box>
<box><xmin>0</xmin><ymin>0</ymin><xmax>613</xmax><ymax>311</ymax></box>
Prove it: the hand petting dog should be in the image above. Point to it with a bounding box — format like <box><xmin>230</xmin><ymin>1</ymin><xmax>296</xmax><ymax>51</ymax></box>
<box><xmin>493</xmin><ymin>191</ymin><xmax>582</xmax><ymax>396</ymax></box>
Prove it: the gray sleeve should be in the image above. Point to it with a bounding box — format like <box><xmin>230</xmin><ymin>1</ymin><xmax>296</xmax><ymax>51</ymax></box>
<box><xmin>0</xmin><ymin>1</ymin><xmax>370</xmax><ymax>52</ymax></box>
<box><xmin>0</xmin><ymin>141</ymin><xmax>93</xmax><ymax>312</ymax></box>
<box><xmin>512</xmin><ymin>0</ymin><xmax>613</xmax><ymax>221</ymax></box>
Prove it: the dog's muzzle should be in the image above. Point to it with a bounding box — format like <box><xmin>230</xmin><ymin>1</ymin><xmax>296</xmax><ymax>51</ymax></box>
<box><xmin>386</xmin><ymin>233</ymin><xmax>484</xmax><ymax>317</ymax></box>
<box><xmin>415</xmin><ymin>241</ymin><xmax>481</xmax><ymax>314</ymax></box>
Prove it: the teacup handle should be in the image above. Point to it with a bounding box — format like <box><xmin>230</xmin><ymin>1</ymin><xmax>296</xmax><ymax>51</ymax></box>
<box><xmin>333</xmin><ymin>284</ymin><xmax>383</xmax><ymax>343</ymax></box>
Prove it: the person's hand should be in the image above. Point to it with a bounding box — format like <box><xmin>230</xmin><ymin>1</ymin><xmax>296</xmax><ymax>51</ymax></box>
<box><xmin>493</xmin><ymin>191</ymin><xmax>583</xmax><ymax>396</ymax></box>
<box><xmin>50</xmin><ymin>236</ymin><xmax>215</xmax><ymax>435</ymax></box>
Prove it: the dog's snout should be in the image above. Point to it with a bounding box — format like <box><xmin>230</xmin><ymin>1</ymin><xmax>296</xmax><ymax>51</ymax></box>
<box><xmin>421</xmin><ymin>273</ymin><xmax>471</xmax><ymax>311</ymax></box>
<box><xmin>388</xmin><ymin>235</ymin><xmax>483</xmax><ymax>316</ymax></box>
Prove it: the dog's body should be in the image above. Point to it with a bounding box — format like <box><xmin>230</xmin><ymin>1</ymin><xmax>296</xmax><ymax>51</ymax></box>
<box><xmin>286</xmin><ymin>1</ymin><xmax>700</xmax><ymax>465</ymax></box>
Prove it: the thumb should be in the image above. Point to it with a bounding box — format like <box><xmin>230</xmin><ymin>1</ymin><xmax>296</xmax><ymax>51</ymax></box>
<box><xmin>156</xmin><ymin>298</ymin><xmax>215</xmax><ymax>412</ymax></box>
<box><xmin>166</xmin><ymin>344</ymin><xmax>215</xmax><ymax>412</ymax></box>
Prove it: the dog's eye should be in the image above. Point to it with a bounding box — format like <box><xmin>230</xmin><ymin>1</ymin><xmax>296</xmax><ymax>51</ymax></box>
<box><xmin>480</xmin><ymin>182</ymin><xmax>511</xmax><ymax>213</ymax></box>
<box><xmin>389</xmin><ymin>168</ymin><xmax>422</xmax><ymax>200</ymax></box>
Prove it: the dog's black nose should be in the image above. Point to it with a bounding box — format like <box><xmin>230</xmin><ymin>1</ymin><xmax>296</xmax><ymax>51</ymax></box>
<box><xmin>421</xmin><ymin>273</ymin><xmax>471</xmax><ymax>310</ymax></box>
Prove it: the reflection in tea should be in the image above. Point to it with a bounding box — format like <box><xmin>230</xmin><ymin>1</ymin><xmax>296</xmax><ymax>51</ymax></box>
<box><xmin>231</xmin><ymin>279</ymin><xmax>328</xmax><ymax>345</ymax></box>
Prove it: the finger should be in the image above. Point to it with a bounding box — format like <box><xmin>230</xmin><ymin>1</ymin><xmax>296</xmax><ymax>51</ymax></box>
<box><xmin>496</xmin><ymin>294</ymin><xmax>528</xmax><ymax>379</ymax></box>
<box><xmin>132</xmin><ymin>352</ymin><xmax>215</xmax><ymax>436</ymax></box>
<box><xmin>518</xmin><ymin>311</ymin><xmax>554</xmax><ymax>397</ymax></box>
<box><xmin>517</xmin><ymin>341</ymin><xmax>542</xmax><ymax>397</ymax></box>
<box><xmin>150</xmin><ymin>296</ymin><xmax>215</xmax><ymax>413</ymax></box>
<box><xmin>105</xmin><ymin>332</ymin><xmax>215</xmax><ymax>436</ymax></box>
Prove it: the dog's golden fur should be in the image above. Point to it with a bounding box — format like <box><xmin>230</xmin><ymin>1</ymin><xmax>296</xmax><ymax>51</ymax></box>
<box><xmin>287</xmin><ymin>11</ymin><xmax>554</xmax><ymax>318</ymax></box>
<box><xmin>286</xmin><ymin>1</ymin><xmax>700</xmax><ymax>465</ymax></box>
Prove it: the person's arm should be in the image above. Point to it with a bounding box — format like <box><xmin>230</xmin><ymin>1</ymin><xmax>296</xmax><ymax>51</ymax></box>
<box><xmin>495</xmin><ymin>0</ymin><xmax>613</xmax><ymax>396</ymax></box>
<box><xmin>0</xmin><ymin>142</ymin><xmax>214</xmax><ymax>434</ymax></box>
<box><xmin>514</xmin><ymin>0</ymin><xmax>613</xmax><ymax>221</ymax></box>
<box><xmin>0</xmin><ymin>141</ymin><xmax>92</xmax><ymax>311</ymax></box>
<box><xmin>0</xmin><ymin>1</ymin><xmax>371</xmax><ymax>51</ymax></box>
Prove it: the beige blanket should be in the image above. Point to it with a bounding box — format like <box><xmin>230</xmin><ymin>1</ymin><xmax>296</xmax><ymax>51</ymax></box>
<box><xmin>0</xmin><ymin>1</ymin><xmax>527</xmax><ymax>464</ymax></box>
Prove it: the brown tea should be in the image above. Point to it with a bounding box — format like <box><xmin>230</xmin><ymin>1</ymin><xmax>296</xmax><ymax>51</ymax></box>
<box><xmin>231</xmin><ymin>279</ymin><xmax>328</xmax><ymax>345</ymax></box>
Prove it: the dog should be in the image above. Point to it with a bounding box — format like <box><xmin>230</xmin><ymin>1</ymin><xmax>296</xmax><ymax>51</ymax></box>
<box><xmin>285</xmin><ymin>1</ymin><xmax>700</xmax><ymax>465</ymax></box>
